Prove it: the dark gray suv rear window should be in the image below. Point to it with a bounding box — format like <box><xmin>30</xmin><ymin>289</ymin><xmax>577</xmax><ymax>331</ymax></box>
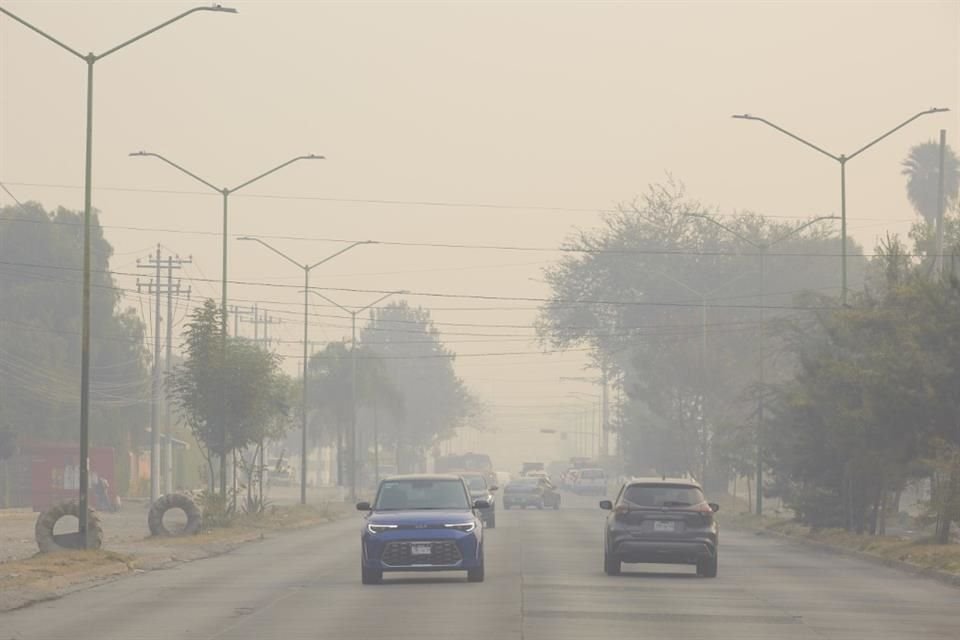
<box><xmin>621</xmin><ymin>484</ymin><xmax>705</xmax><ymax>507</ymax></box>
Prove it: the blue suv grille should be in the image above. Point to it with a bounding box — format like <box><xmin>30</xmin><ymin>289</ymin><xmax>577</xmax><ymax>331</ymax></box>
<box><xmin>381</xmin><ymin>541</ymin><xmax>462</xmax><ymax>567</ymax></box>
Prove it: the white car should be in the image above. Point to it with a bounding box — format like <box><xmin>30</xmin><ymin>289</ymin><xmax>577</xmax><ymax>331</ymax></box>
<box><xmin>572</xmin><ymin>468</ymin><xmax>607</xmax><ymax>495</ymax></box>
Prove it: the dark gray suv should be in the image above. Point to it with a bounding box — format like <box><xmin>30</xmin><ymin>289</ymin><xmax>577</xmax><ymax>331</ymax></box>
<box><xmin>600</xmin><ymin>478</ymin><xmax>719</xmax><ymax>577</ymax></box>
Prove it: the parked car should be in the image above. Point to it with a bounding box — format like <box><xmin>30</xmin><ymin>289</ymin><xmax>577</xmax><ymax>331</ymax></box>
<box><xmin>572</xmin><ymin>467</ymin><xmax>607</xmax><ymax>495</ymax></box>
<box><xmin>357</xmin><ymin>474</ymin><xmax>488</xmax><ymax>584</ymax></box>
<box><xmin>460</xmin><ymin>471</ymin><xmax>497</xmax><ymax>528</ymax></box>
<box><xmin>600</xmin><ymin>477</ymin><xmax>719</xmax><ymax>577</ymax></box>
<box><xmin>502</xmin><ymin>477</ymin><xmax>561</xmax><ymax>510</ymax></box>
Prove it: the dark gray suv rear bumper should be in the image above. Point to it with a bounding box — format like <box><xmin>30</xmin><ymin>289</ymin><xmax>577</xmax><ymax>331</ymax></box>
<box><xmin>611</xmin><ymin>537</ymin><xmax>716</xmax><ymax>565</ymax></box>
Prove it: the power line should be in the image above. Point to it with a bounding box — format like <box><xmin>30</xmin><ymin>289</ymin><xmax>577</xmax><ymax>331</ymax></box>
<box><xmin>2</xmin><ymin>179</ymin><xmax>878</xmax><ymax>221</ymax></box>
<box><xmin>0</xmin><ymin>205</ymin><xmax>899</xmax><ymax>258</ymax></box>
<box><xmin>0</xmin><ymin>211</ymin><xmax>877</xmax><ymax>257</ymax></box>
<box><xmin>0</xmin><ymin>259</ymin><xmax>840</xmax><ymax>312</ymax></box>
<box><xmin>0</xmin><ymin>181</ymin><xmax>25</xmax><ymax>208</ymax></box>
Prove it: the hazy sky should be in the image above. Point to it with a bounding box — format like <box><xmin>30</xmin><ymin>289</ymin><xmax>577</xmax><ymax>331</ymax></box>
<box><xmin>2</xmin><ymin>1</ymin><xmax>958</xmax><ymax>470</ymax></box>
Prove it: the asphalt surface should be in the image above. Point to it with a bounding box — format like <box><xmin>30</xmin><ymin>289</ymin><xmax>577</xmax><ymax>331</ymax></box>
<box><xmin>3</xmin><ymin>493</ymin><xmax>958</xmax><ymax>639</ymax></box>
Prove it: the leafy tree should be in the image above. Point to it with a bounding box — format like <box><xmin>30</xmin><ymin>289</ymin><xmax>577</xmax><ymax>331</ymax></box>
<box><xmin>536</xmin><ymin>181</ymin><xmax>854</xmax><ymax>488</ymax></box>
<box><xmin>0</xmin><ymin>202</ymin><xmax>149</xmax><ymax>484</ymax></box>
<box><xmin>902</xmin><ymin>140</ymin><xmax>960</xmax><ymax>225</ymax></box>
<box><xmin>167</xmin><ymin>300</ymin><xmax>290</xmax><ymax>496</ymax></box>
<box><xmin>360</xmin><ymin>302</ymin><xmax>480</xmax><ymax>473</ymax></box>
<box><xmin>768</xmin><ymin>251</ymin><xmax>960</xmax><ymax>536</ymax></box>
<box><xmin>306</xmin><ymin>341</ymin><xmax>403</xmax><ymax>484</ymax></box>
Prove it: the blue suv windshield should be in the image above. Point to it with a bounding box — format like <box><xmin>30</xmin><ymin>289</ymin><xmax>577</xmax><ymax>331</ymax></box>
<box><xmin>375</xmin><ymin>479</ymin><xmax>471</xmax><ymax>510</ymax></box>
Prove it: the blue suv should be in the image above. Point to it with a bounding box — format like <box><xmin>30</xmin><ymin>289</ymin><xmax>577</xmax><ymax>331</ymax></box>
<box><xmin>357</xmin><ymin>474</ymin><xmax>489</xmax><ymax>584</ymax></box>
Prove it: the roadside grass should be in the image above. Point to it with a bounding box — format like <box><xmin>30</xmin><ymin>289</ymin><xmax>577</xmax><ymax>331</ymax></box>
<box><xmin>0</xmin><ymin>550</ymin><xmax>135</xmax><ymax>592</ymax></box>
<box><xmin>0</xmin><ymin>501</ymin><xmax>352</xmax><ymax>607</ymax></box>
<box><xmin>718</xmin><ymin>494</ymin><xmax>960</xmax><ymax>576</ymax></box>
<box><xmin>155</xmin><ymin>501</ymin><xmax>351</xmax><ymax>546</ymax></box>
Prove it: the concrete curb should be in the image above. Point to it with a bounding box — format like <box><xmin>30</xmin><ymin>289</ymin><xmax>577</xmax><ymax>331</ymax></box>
<box><xmin>739</xmin><ymin>525</ymin><xmax>960</xmax><ymax>589</ymax></box>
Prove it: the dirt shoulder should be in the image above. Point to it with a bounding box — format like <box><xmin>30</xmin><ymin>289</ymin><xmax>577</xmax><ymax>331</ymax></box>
<box><xmin>717</xmin><ymin>497</ymin><xmax>960</xmax><ymax>587</ymax></box>
<box><xmin>0</xmin><ymin>503</ymin><xmax>351</xmax><ymax>612</ymax></box>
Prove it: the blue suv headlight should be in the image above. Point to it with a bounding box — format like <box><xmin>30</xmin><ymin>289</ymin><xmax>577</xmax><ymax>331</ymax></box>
<box><xmin>444</xmin><ymin>522</ymin><xmax>476</xmax><ymax>533</ymax></box>
<box><xmin>367</xmin><ymin>523</ymin><xmax>399</xmax><ymax>535</ymax></box>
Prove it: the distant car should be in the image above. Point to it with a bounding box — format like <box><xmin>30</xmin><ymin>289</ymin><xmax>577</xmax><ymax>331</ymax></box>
<box><xmin>502</xmin><ymin>477</ymin><xmax>561</xmax><ymax>510</ymax></box>
<box><xmin>572</xmin><ymin>467</ymin><xmax>607</xmax><ymax>495</ymax></box>
<box><xmin>521</xmin><ymin>462</ymin><xmax>545</xmax><ymax>476</ymax></box>
<box><xmin>460</xmin><ymin>472</ymin><xmax>497</xmax><ymax>528</ymax></box>
<box><xmin>357</xmin><ymin>474</ymin><xmax>488</xmax><ymax>584</ymax></box>
<box><xmin>600</xmin><ymin>477</ymin><xmax>719</xmax><ymax>578</ymax></box>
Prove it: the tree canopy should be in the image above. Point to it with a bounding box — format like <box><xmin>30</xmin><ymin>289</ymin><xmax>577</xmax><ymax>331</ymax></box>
<box><xmin>537</xmin><ymin>181</ymin><xmax>861</xmax><ymax>486</ymax></box>
<box><xmin>0</xmin><ymin>203</ymin><xmax>149</xmax><ymax>456</ymax></box>
<box><xmin>167</xmin><ymin>299</ymin><xmax>291</xmax><ymax>495</ymax></box>
<box><xmin>359</xmin><ymin>301</ymin><xmax>480</xmax><ymax>472</ymax></box>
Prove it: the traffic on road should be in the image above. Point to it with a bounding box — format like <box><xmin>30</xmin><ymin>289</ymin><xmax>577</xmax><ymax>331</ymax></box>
<box><xmin>1</xmin><ymin>2</ymin><xmax>957</xmax><ymax>639</ymax></box>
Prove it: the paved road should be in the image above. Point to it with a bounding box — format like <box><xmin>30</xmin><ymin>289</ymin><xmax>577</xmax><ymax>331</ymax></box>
<box><xmin>3</xmin><ymin>494</ymin><xmax>958</xmax><ymax>639</ymax></box>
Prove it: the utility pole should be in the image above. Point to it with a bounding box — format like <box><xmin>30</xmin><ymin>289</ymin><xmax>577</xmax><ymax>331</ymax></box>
<box><xmin>239</xmin><ymin>303</ymin><xmax>280</xmax><ymax>504</ymax></box>
<box><xmin>242</xmin><ymin>306</ymin><xmax>281</xmax><ymax>349</ymax></box>
<box><xmin>164</xmin><ymin>254</ymin><xmax>190</xmax><ymax>494</ymax></box>
<box><xmin>936</xmin><ymin>129</ymin><xmax>948</xmax><ymax>279</ymax></box>
<box><xmin>137</xmin><ymin>246</ymin><xmax>189</xmax><ymax>501</ymax></box>
<box><xmin>138</xmin><ymin>245</ymin><xmax>162</xmax><ymax>503</ymax></box>
<box><xmin>600</xmin><ymin>363</ymin><xmax>610</xmax><ymax>458</ymax></box>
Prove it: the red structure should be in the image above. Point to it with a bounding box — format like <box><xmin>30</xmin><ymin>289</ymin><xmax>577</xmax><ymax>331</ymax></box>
<box><xmin>21</xmin><ymin>442</ymin><xmax>116</xmax><ymax>511</ymax></box>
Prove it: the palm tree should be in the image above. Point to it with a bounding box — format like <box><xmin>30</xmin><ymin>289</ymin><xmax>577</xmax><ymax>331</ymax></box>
<box><xmin>902</xmin><ymin>141</ymin><xmax>960</xmax><ymax>225</ymax></box>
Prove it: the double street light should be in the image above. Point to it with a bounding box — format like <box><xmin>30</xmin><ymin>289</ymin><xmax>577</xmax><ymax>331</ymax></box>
<box><xmin>238</xmin><ymin>237</ymin><xmax>376</xmax><ymax>504</ymax></box>
<box><xmin>685</xmin><ymin>214</ymin><xmax>838</xmax><ymax>515</ymax></box>
<box><xmin>0</xmin><ymin>3</ymin><xmax>237</xmax><ymax>546</ymax></box>
<box><xmin>306</xmin><ymin>289</ymin><xmax>407</xmax><ymax>501</ymax></box>
<box><xmin>733</xmin><ymin>108</ymin><xmax>949</xmax><ymax>305</ymax></box>
<box><xmin>129</xmin><ymin>151</ymin><xmax>324</xmax><ymax>339</ymax></box>
<box><xmin>129</xmin><ymin>151</ymin><xmax>322</xmax><ymax>500</ymax></box>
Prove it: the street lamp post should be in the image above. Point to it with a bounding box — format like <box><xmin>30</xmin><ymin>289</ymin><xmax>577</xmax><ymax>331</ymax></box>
<box><xmin>0</xmin><ymin>3</ymin><xmax>236</xmax><ymax>546</ymax></box>
<box><xmin>561</xmin><ymin>380</ymin><xmax>604</xmax><ymax>457</ymax></box>
<box><xmin>306</xmin><ymin>290</ymin><xmax>406</xmax><ymax>500</ymax></box>
<box><xmin>684</xmin><ymin>214</ymin><xmax>838</xmax><ymax>515</ymax></box>
<box><xmin>238</xmin><ymin>237</ymin><xmax>374</xmax><ymax>504</ymax></box>
<box><xmin>645</xmin><ymin>267</ymin><xmax>754</xmax><ymax>482</ymax></box>
<box><xmin>564</xmin><ymin>390</ymin><xmax>601</xmax><ymax>458</ymax></box>
<box><xmin>131</xmin><ymin>151</ymin><xmax>322</xmax><ymax>498</ymax></box>
<box><xmin>732</xmin><ymin>108</ymin><xmax>949</xmax><ymax>305</ymax></box>
<box><xmin>129</xmin><ymin>152</ymin><xmax>324</xmax><ymax>340</ymax></box>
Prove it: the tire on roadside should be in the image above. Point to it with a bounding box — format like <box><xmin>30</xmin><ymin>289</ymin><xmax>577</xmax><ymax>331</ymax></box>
<box><xmin>35</xmin><ymin>501</ymin><xmax>103</xmax><ymax>553</ymax></box>
<box><xmin>148</xmin><ymin>492</ymin><xmax>203</xmax><ymax>537</ymax></box>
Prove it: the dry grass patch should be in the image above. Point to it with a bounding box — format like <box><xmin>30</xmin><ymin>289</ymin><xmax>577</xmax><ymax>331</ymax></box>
<box><xmin>153</xmin><ymin>502</ymin><xmax>349</xmax><ymax>547</ymax></box>
<box><xmin>0</xmin><ymin>550</ymin><xmax>134</xmax><ymax>590</ymax></box>
<box><xmin>721</xmin><ymin>505</ymin><xmax>960</xmax><ymax>577</ymax></box>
